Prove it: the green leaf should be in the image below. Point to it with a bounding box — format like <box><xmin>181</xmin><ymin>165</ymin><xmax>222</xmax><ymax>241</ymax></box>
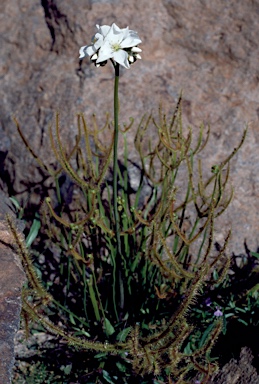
<box><xmin>73</xmin><ymin>327</ymin><xmax>91</xmax><ymax>337</ymax></box>
<box><xmin>238</xmin><ymin>319</ymin><xmax>249</xmax><ymax>326</ymax></box>
<box><xmin>104</xmin><ymin>318</ymin><xmax>115</xmax><ymax>336</ymax></box>
<box><xmin>183</xmin><ymin>341</ymin><xmax>192</xmax><ymax>354</ymax></box>
<box><xmin>198</xmin><ymin>323</ymin><xmax>215</xmax><ymax>349</ymax></box>
<box><xmin>26</xmin><ymin>217</ymin><xmax>41</xmax><ymax>248</ymax></box>
<box><xmin>248</xmin><ymin>283</ymin><xmax>259</xmax><ymax>298</ymax></box>
<box><xmin>235</xmin><ymin>307</ymin><xmax>247</xmax><ymax>313</ymax></box>
<box><xmin>102</xmin><ymin>369</ymin><xmax>116</xmax><ymax>384</ymax></box>
<box><xmin>222</xmin><ymin>314</ymin><xmax>227</xmax><ymax>335</ymax></box>
<box><xmin>87</xmin><ymin>276</ymin><xmax>101</xmax><ymax>322</ymax></box>
<box><xmin>225</xmin><ymin>313</ymin><xmax>235</xmax><ymax>318</ymax></box>
<box><xmin>69</xmin><ymin>313</ymin><xmax>76</xmax><ymax>325</ymax></box>
<box><xmin>251</xmin><ymin>252</ymin><xmax>259</xmax><ymax>259</ymax></box>
<box><xmin>213</xmin><ymin>269</ymin><xmax>219</xmax><ymax>281</ymax></box>
<box><xmin>116</xmin><ymin>327</ymin><xmax>131</xmax><ymax>342</ymax></box>
<box><xmin>141</xmin><ymin>322</ymin><xmax>149</xmax><ymax>330</ymax></box>
<box><xmin>60</xmin><ymin>364</ymin><xmax>72</xmax><ymax>375</ymax></box>
<box><xmin>116</xmin><ymin>362</ymin><xmax>127</xmax><ymax>373</ymax></box>
<box><xmin>94</xmin><ymin>352</ymin><xmax>107</xmax><ymax>359</ymax></box>
<box><xmin>9</xmin><ymin>196</ymin><xmax>21</xmax><ymax>211</ymax></box>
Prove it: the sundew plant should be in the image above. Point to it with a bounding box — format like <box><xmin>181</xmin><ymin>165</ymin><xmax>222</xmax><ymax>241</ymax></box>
<box><xmin>10</xmin><ymin>23</ymin><xmax>247</xmax><ymax>383</ymax></box>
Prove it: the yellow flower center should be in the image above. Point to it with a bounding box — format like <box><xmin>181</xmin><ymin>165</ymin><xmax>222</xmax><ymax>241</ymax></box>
<box><xmin>111</xmin><ymin>43</ymin><xmax>121</xmax><ymax>52</ymax></box>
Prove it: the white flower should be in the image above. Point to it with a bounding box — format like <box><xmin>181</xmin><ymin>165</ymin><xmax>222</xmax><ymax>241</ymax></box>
<box><xmin>79</xmin><ymin>23</ymin><xmax>142</xmax><ymax>69</ymax></box>
<box><xmin>79</xmin><ymin>24</ymin><xmax>110</xmax><ymax>59</ymax></box>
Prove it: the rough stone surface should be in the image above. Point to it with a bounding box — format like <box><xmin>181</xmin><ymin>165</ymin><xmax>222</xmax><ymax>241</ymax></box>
<box><xmin>0</xmin><ymin>191</ymin><xmax>26</xmax><ymax>384</ymax></box>
<box><xmin>1</xmin><ymin>0</ymin><xmax>259</xmax><ymax>254</ymax></box>
<box><xmin>212</xmin><ymin>347</ymin><xmax>259</xmax><ymax>384</ymax></box>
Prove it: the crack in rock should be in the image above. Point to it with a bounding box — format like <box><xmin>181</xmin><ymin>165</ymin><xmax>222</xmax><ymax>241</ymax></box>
<box><xmin>40</xmin><ymin>0</ymin><xmax>75</xmax><ymax>53</ymax></box>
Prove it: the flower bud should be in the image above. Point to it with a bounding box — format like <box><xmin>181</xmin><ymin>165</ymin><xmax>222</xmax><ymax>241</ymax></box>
<box><xmin>131</xmin><ymin>46</ymin><xmax>142</xmax><ymax>53</ymax></box>
<box><xmin>135</xmin><ymin>53</ymin><xmax>142</xmax><ymax>60</ymax></box>
<box><xmin>128</xmin><ymin>55</ymin><xmax>135</xmax><ymax>63</ymax></box>
<box><xmin>91</xmin><ymin>53</ymin><xmax>98</xmax><ymax>61</ymax></box>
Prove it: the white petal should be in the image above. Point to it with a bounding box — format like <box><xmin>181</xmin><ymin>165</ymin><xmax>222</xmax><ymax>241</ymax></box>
<box><xmin>113</xmin><ymin>50</ymin><xmax>130</xmax><ymax>69</ymax></box>
<box><xmin>96</xmin><ymin>41</ymin><xmax>114</xmax><ymax>63</ymax></box>
<box><xmin>85</xmin><ymin>45</ymin><xmax>96</xmax><ymax>56</ymax></box>
<box><xmin>128</xmin><ymin>30</ymin><xmax>141</xmax><ymax>40</ymax></box>
<box><xmin>98</xmin><ymin>25</ymin><xmax>111</xmax><ymax>37</ymax></box>
<box><xmin>121</xmin><ymin>26</ymin><xmax>130</xmax><ymax>39</ymax></box>
<box><xmin>120</xmin><ymin>34</ymin><xmax>142</xmax><ymax>48</ymax></box>
<box><xmin>79</xmin><ymin>45</ymin><xmax>96</xmax><ymax>58</ymax></box>
<box><xmin>93</xmin><ymin>33</ymin><xmax>104</xmax><ymax>49</ymax></box>
<box><xmin>79</xmin><ymin>45</ymin><xmax>88</xmax><ymax>58</ymax></box>
<box><xmin>135</xmin><ymin>53</ymin><xmax>142</xmax><ymax>59</ymax></box>
<box><xmin>105</xmin><ymin>24</ymin><xmax>124</xmax><ymax>44</ymax></box>
<box><xmin>111</xmin><ymin>23</ymin><xmax>124</xmax><ymax>35</ymax></box>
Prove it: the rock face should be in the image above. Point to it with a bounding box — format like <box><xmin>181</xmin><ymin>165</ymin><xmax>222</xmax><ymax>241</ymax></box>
<box><xmin>1</xmin><ymin>0</ymin><xmax>259</xmax><ymax>254</ymax></box>
<box><xmin>212</xmin><ymin>347</ymin><xmax>259</xmax><ymax>384</ymax></box>
<box><xmin>0</xmin><ymin>191</ymin><xmax>26</xmax><ymax>384</ymax></box>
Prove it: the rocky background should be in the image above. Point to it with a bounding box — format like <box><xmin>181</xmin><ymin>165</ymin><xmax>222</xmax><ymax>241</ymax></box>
<box><xmin>2</xmin><ymin>1</ymin><xmax>259</xmax><ymax>381</ymax></box>
<box><xmin>0</xmin><ymin>192</ymin><xmax>26</xmax><ymax>383</ymax></box>
<box><xmin>1</xmin><ymin>0</ymin><xmax>259</xmax><ymax>255</ymax></box>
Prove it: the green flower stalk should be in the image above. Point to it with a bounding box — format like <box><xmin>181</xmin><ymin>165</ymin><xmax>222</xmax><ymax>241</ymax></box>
<box><xmin>112</xmin><ymin>61</ymin><xmax>124</xmax><ymax>313</ymax></box>
<box><xmin>79</xmin><ymin>23</ymin><xmax>142</xmax><ymax>316</ymax></box>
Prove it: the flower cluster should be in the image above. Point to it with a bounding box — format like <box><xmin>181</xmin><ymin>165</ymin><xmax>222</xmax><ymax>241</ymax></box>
<box><xmin>79</xmin><ymin>23</ymin><xmax>142</xmax><ymax>69</ymax></box>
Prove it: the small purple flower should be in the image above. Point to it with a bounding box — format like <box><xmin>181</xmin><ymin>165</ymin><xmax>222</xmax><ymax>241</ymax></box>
<box><xmin>205</xmin><ymin>297</ymin><xmax>212</xmax><ymax>307</ymax></box>
<box><xmin>214</xmin><ymin>308</ymin><xmax>223</xmax><ymax>317</ymax></box>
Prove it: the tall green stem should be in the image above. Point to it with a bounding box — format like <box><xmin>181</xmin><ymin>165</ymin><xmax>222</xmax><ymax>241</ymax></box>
<box><xmin>113</xmin><ymin>63</ymin><xmax>120</xmax><ymax>238</ymax></box>
<box><xmin>112</xmin><ymin>63</ymin><xmax>124</xmax><ymax>317</ymax></box>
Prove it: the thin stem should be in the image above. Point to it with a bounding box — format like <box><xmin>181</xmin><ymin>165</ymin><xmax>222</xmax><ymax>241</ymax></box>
<box><xmin>113</xmin><ymin>63</ymin><xmax>120</xmax><ymax>236</ymax></box>
<box><xmin>112</xmin><ymin>63</ymin><xmax>124</xmax><ymax>317</ymax></box>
